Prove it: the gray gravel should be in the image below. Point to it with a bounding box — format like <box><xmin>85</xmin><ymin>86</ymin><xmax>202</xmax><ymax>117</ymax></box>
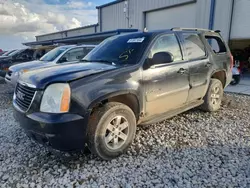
<box><xmin>0</xmin><ymin>81</ymin><xmax>250</xmax><ymax>187</ymax></box>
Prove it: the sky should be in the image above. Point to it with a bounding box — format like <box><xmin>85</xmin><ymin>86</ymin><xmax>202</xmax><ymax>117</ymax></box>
<box><xmin>0</xmin><ymin>0</ymin><xmax>112</xmax><ymax>50</ymax></box>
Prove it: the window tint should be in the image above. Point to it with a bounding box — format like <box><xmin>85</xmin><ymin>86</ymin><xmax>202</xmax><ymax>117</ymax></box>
<box><xmin>183</xmin><ymin>33</ymin><xmax>206</xmax><ymax>60</ymax></box>
<box><xmin>84</xmin><ymin>33</ymin><xmax>152</xmax><ymax>65</ymax></box>
<box><xmin>60</xmin><ymin>47</ymin><xmax>92</xmax><ymax>63</ymax></box>
<box><xmin>40</xmin><ymin>46</ymin><xmax>71</xmax><ymax>61</ymax></box>
<box><xmin>205</xmin><ymin>36</ymin><xmax>227</xmax><ymax>54</ymax></box>
<box><xmin>149</xmin><ymin>34</ymin><xmax>182</xmax><ymax>62</ymax></box>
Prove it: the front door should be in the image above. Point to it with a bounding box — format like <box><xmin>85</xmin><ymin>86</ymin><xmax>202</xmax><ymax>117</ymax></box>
<box><xmin>142</xmin><ymin>34</ymin><xmax>190</xmax><ymax>118</ymax></box>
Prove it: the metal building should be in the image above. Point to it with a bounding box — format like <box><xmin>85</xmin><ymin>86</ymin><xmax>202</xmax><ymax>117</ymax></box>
<box><xmin>24</xmin><ymin>0</ymin><xmax>250</xmax><ymax>51</ymax></box>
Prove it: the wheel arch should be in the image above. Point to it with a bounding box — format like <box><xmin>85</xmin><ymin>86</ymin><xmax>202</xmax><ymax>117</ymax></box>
<box><xmin>88</xmin><ymin>91</ymin><xmax>141</xmax><ymax>121</ymax></box>
<box><xmin>211</xmin><ymin>70</ymin><xmax>227</xmax><ymax>88</ymax></box>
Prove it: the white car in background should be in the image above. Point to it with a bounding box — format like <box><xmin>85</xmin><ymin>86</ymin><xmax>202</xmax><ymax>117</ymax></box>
<box><xmin>5</xmin><ymin>44</ymin><xmax>96</xmax><ymax>86</ymax></box>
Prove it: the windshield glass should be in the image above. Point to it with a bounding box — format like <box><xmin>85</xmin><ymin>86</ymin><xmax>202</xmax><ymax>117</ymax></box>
<box><xmin>40</xmin><ymin>46</ymin><xmax>72</xmax><ymax>61</ymax></box>
<box><xmin>8</xmin><ymin>49</ymin><xmax>24</xmax><ymax>57</ymax></box>
<box><xmin>83</xmin><ymin>33</ymin><xmax>152</xmax><ymax>65</ymax></box>
<box><xmin>2</xmin><ymin>50</ymin><xmax>15</xmax><ymax>56</ymax></box>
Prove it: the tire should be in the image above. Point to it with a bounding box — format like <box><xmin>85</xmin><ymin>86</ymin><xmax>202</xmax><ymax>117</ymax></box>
<box><xmin>230</xmin><ymin>75</ymin><xmax>241</xmax><ymax>85</ymax></box>
<box><xmin>201</xmin><ymin>78</ymin><xmax>223</xmax><ymax>112</ymax></box>
<box><xmin>87</xmin><ymin>102</ymin><xmax>136</xmax><ymax>160</ymax></box>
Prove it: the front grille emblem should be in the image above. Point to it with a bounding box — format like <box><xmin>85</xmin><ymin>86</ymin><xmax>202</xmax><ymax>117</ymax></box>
<box><xmin>16</xmin><ymin>90</ymin><xmax>25</xmax><ymax>100</ymax></box>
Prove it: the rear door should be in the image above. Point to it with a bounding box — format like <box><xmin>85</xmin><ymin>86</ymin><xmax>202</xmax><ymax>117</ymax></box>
<box><xmin>143</xmin><ymin>33</ymin><xmax>190</xmax><ymax>117</ymax></box>
<box><xmin>181</xmin><ymin>32</ymin><xmax>211</xmax><ymax>101</ymax></box>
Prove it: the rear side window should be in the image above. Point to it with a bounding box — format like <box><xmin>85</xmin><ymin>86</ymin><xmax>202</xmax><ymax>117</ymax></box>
<box><xmin>182</xmin><ymin>33</ymin><xmax>206</xmax><ymax>60</ymax></box>
<box><xmin>205</xmin><ymin>36</ymin><xmax>227</xmax><ymax>54</ymax></box>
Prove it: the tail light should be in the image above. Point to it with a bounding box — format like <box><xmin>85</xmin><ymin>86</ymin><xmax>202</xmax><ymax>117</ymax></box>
<box><xmin>230</xmin><ymin>54</ymin><xmax>234</xmax><ymax>70</ymax></box>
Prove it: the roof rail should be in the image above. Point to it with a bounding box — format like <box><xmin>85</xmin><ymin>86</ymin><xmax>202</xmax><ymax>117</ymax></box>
<box><xmin>171</xmin><ymin>27</ymin><xmax>215</xmax><ymax>32</ymax></box>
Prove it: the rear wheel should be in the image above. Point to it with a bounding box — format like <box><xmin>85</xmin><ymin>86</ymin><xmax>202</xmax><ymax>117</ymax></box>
<box><xmin>87</xmin><ymin>102</ymin><xmax>136</xmax><ymax>160</ymax></box>
<box><xmin>201</xmin><ymin>78</ymin><xmax>223</xmax><ymax>112</ymax></box>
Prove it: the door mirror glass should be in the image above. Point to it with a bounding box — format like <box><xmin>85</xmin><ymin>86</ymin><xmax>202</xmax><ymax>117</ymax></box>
<box><xmin>151</xmin><ymin>51</ymin><xmax>174</xmax><ymax>65</ymax></box>
<box><xmin>21</xmin><ymin>54</ymin><xmax>28</xmax><ymax>59</ymax></box>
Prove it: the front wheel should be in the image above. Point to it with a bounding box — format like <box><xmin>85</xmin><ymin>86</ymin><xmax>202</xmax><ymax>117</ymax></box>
<box><xmin>87</xmin><ymin>102</ymin><xmax>136</xmax><ymax>160</ymax></box>
<box><xmin>201</xmin><ymin>78</ymin><xmax>223</xmax><ymax>112</ymax></box>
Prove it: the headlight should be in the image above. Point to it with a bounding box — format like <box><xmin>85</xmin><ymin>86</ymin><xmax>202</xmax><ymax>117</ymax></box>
<box><xmin>14</xmin><ymin>71</ymin><xmax>20</xmax><ymax>77</ymax></box>
<box><xmin>40</xmin><ymin>83</ymin><xmax>71</xmax><ymax>113</ymax></box>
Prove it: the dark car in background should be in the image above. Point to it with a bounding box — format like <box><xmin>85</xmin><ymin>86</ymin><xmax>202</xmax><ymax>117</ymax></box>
<box><xmin>5</xmin><ymin>45</ymin><xmax>96</xmax><ymax>86</ymax></box>
<box><xmin>0</xmin><ymin>48</ymin><xmax>35</xmax><ymax>77</ymax></box>
<box><xmin>0</xmin><ymin>50</ymin><xmax>17</xmax><ymax>57</ymax></box>
<box><xmin>0</xmin><ymin>46</ymin><xmax>55</xmax><ymax>77</ymax></box>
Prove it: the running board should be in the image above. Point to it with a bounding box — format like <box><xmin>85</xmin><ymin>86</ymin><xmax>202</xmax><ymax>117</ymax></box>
<box><xmin>140</xmin><ymin>100</ymin><xmax>204</xmax><ymax>125</ymax></box>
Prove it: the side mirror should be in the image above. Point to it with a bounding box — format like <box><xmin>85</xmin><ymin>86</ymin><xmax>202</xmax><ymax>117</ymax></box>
<box><xmin>59</xmin><ymin>57</ymin><xmax>67</xmax><ymax>63</ymax></box>
<box><xmin>21</xmin><ymin>54</ymin><xmax>28</xmax><ymax>59</ymax></box>
<box><xmin>152</xmin><ymin>52</ymin><xmax>174</xmax><ymax>66</ymax></box>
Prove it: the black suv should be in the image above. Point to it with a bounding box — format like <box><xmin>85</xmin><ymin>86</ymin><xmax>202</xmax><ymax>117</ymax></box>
<box><xmin>13</xmin><ymin>28</ymin><xmax>233</xmax><ymax>160</ymax></box>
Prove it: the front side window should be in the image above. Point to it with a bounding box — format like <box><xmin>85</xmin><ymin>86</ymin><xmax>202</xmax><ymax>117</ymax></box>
<box><xmin>59</xmin><ymin>47</ymin><xmax>92</xmax><ymax>63</ymax></box>
<box><xmin>149</xmin><ymin>34</ymin><xmax>182</xmax><ymax>62</ymax></box>
<box><xmin>83</xmin><ymin>33</ymin><xmax>152</xmax><ymax>65</ymax></box>
<box><xmin>183</xmin><ymin>33</ymin><xmax>206</xmax><ymax>60</ymax></box>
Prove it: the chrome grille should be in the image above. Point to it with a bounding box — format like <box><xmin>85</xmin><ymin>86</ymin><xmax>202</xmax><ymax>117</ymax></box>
<box><xmin>15</xmin><ymin>83</ymin><xmax>36</xmax><ymax>112</ymax></box>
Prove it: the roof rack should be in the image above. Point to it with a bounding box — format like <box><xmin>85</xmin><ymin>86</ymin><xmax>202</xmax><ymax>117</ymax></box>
<box><xmin>171</xmin><ymin>27</ymin><xmax>216</xmax><ymax>32</ymax></box>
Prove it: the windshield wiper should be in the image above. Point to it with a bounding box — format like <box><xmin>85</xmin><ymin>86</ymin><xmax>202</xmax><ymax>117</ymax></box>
<box><xmin>81</xmin><ymin>59</ymin><xmax>116</xmax><ymax>65</ymax></box>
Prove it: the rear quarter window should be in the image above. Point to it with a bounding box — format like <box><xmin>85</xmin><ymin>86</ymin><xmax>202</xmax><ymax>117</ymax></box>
<box><xmin>205</xmin><ymin>36</ymin><xmax>227</xmax><ymax>54</ymax></box>
<box><xmin>182</xmin><ymin>33</ymin><xmax>206</xmax><ymax>60</ymax></box>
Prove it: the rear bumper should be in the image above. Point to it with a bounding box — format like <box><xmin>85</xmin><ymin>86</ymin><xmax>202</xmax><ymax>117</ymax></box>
<box><xmin>14</xmin><ymin>105</ymin><xmax>88</xmax><ymax>151</ymax></box>
<box><xmin>225</xmin><ymin>70</ymin><xmax>232</xmax><ymax>87</ymax></box>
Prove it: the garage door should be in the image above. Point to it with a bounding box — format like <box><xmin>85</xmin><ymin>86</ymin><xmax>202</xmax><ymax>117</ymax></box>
<box><xmin>231</xmin><ymin>0</ymin><xmax>250</xmax><ymax>39</ymax></box>
<box><xmin>145</xmin><ymin>3</ymin><xmax>196</xmax><ymax>30</ymax></box>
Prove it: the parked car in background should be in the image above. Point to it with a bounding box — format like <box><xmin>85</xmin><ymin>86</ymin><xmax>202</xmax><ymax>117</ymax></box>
<box><xmin>0</xmin><ymin>46</ymin><xmax>56</xmax><ymax>78</ymax></box>
<box><xmin>0</xmin><ymin>50</ymin><xmax>17</xmax><ymax>57</ymax></box>
<box><xmin>5</xmin><ymin>45</ymin><xmax>96</xmax><ymax>86</ymax></box>
<box><xmin>0</xmin><ymin>48</ymin><xmax>36</xmax><ymax>77</ymax></box>
<box><xmin>13</xmin><ymin>28</ymin><xmax>233</xmax><ymax>160</ymax></box>
<box><xmin>0</xmin><ymin>50</ymin><xmax>6</xmax><ymax>56</ymax></box>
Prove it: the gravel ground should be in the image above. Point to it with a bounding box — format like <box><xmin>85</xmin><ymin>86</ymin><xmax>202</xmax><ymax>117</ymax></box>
<box><xmin>0</xmin><ymin>81</ymin><xmax>250</xmax><ymax>187</ymax></box>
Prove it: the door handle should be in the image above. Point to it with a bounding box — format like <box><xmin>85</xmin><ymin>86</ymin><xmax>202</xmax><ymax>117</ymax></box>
<box><xmin>178</xmin><ymin>68</ymin><xmax>187</xmax><ymax>74</ymax></box>
<box><xmin>205</xmin><ymin>62</ymin><xmax>212</xmax><ymax>67</ymax></box>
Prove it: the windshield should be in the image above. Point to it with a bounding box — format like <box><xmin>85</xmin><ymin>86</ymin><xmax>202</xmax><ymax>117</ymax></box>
<box><xmin>8</xmin><ymin>49</ymin><xmax>24</xmax><ymax>57</ymax></box>
<box><xmin>2</xmin><ymin>50</ymin><xmax>15</xmax><ymax>56</ymax></box>
<box><xmin>83</xmin><ymin>33</ymin><xmax>152</xmax><ymax>65</ymax></box>
<box><xmin>40</xmin><ymin>46</ymin><xmax>72</xmax><ymax>61</ymax></box>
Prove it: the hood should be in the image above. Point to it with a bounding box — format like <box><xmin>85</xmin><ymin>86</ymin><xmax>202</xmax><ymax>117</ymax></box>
<box><xmin>0</xmin><ymin>56</ymin><xmax>8</xmax><ymax>59</ymax></box>
<box><xmin>0</xmin><ymin>56</ymin><xmax>11</xmax><ymax>61</ymax></box>
<box><xmin>9</xmin><ymin>60</ymin><xmax>47</xmax><ymax>72</ymax></box>
<box><xmin>20</xmin><ymin>62</ymin><xmax>117</xmax><ymax>89</ymax></box>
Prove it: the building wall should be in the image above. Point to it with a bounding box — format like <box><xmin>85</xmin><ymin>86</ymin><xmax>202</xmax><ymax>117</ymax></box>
<box><xmin>36</xmin><ymin>25</ymin><xmax>97</xmax><ymax>42</ymax></box>
<box><xmin>101</xmin><ymin>1</ymin><xmax>128</xmax><ymax>32</ymax></box>
<box><xmin>213</xmin><ymin>0</ymin><xmax>233</xmax><ymax>42</ymax></box>
<box><xmin>100</xmin><ymin>0</ymin><xmax>198</xmax><ymax>31</ymax></box>
<box><xmin>35</xmin><ymin>0</ymin><xmax>236</xmax><ymax>44</ymax></box>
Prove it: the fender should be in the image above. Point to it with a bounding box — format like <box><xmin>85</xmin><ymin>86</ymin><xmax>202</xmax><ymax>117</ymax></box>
<box><xmin>88</xmin><ymin>90</ymin><xmax>140</xmax><ymax>110</ymax></box>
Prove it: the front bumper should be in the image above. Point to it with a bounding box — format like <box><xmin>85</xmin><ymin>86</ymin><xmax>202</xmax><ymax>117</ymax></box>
<box><xmin>14</xmin><ymin>105</ymin><xmax>88</xmax><ymax>151</ymax></box>
<box><xmin>0</xmin><ymin>70</ymin><xmax>7</xmax><ymax>77</ymax></box>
